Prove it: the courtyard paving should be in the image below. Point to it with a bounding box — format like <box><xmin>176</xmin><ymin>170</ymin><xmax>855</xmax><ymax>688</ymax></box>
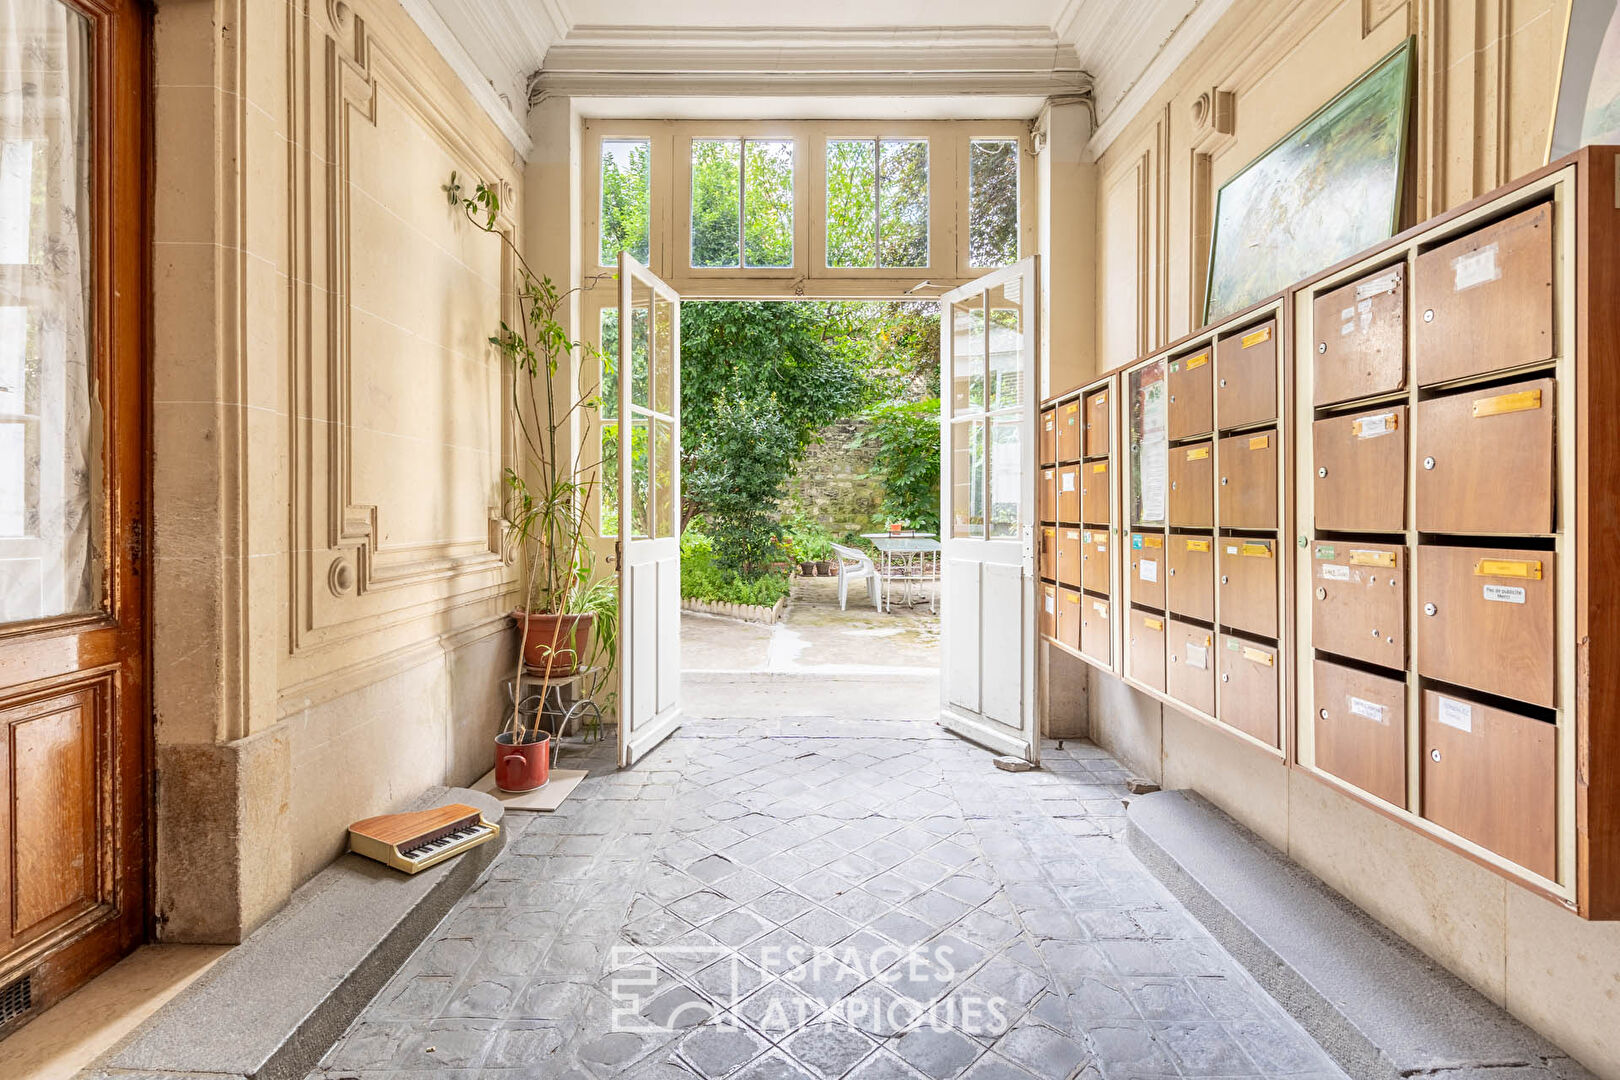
<box><xmin>310</xmin><ymin>720</ymin><xmax>1343</xmax><ymax>1080</ymax></box>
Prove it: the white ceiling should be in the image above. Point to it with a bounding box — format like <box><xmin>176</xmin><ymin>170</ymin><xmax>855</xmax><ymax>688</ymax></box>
<box><xmin>402</xmin><ymin>0</ymin><xmax>1223</xmax><ymax>157</ymax></box>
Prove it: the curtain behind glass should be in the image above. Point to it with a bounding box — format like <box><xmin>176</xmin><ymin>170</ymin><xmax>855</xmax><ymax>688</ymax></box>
<box><xmin>0</xmin><ymin>0</ymin><xmax>95</xmax><ymax>622</ymax></box>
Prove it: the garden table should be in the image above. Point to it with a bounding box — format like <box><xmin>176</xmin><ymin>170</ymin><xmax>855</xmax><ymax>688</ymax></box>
<box><xmin>867</xmin><ymin>536</ymin><xmax>942</xmax><ymax>613</ymax></box>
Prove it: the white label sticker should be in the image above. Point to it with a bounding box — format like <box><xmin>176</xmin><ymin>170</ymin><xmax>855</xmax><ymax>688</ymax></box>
<box><xmin>1061</xmin><ymin>472</ymin><xmax>1076</xmax><ymax>492</ymax></box>
<box><xmin>1139</xmin><ymin>559</ymin><xmax>1158</xmax><ymax>582</ymax></box>
<box><xmin>1340</xmin><ymin>320</ymin><xmax>1355</xmax><ymax>336</ymax></box>
<box><xmin>1320</xmin><ymin>564</ymin><xmax>1352</xmax><ymax>581</ymax></box>
<box><xmin>1226</xmin><ymin>545</ymin><xmax>1239</xmax><ymax>555</ymax></box>
<box><xmin>1453</xmin><ymin>243</ymin><xmax>1501</xmax><ymax>291</ymax></box>
<box><xmin>1355</xmin><ymin>270</ymin><xmax>1401</xmax><ymax>300</ymax></box>
<box><xmin>1045</xmin><ymin>594</ymin><xmax>1055</xmax><ymax>614</ymax></box>
<box><xmin>1185</xmin><ymin>643</ymin><xmax>1208</xmax><ymax>670</ymax></box>
<box><xmin>1484</xmin><ymin>584</ymin><xmax>1526</xmax><ymax>604</ymax></box>
<box><xmin>1348</xmin><ymin>696</ymin><xmax>1387</xmax><ymax>723</ymax></box>
<box><xmin>1340</xmin><ymin>306</ymin><xmax>1356</xmax><ymax>321</ymax></box>
<box><xmin>1437</xmin><ymin>697</ymin><xmax>1473</xmax><ymax>732</ymax></box>
<box><xmin>1357</xmin><ymin>413</ymin><xmax>1393</xmax><ymax>438</ymax></box>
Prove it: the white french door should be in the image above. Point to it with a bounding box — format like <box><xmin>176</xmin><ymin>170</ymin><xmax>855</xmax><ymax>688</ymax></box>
<box><xmin>938</xmin><ymin>257</ymin><xmax>1041</xmax><ymax>763</ymax></box>
<box><xmin>616</xmin><ymin>255</ymin><xmax>683</xmax><ymax>766</ymax></box>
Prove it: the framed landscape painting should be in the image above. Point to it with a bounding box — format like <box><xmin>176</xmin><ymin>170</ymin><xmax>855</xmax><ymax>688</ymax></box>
<box><xmin>1203</xmin><ymin>40</ymin><xmax>1414</xmax><ymax>324</ymax></box>
<box><xmin>1550</xmin><ymin>0</ymin><xmax>1620</xmax><ymax>159</ymax></box>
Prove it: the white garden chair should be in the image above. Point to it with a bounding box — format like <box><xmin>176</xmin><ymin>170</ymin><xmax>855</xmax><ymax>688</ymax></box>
<box><xmin>829</xmin><ymin>542</ymin><xmax>883</xmax><ymax>612</ymax></box>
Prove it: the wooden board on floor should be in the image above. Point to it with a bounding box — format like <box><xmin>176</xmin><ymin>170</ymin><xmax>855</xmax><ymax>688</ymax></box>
<box><xmin>471</xmin><ymin>768</ymin><xmax>588</xmax><ymax>811</ymax></box>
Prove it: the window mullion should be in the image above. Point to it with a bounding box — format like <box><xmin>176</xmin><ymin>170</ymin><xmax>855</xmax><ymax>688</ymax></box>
<box><xmin>738</xmin><ymin>137</ymin><xmax>748</xmax><ymax>269</ymax></box>
<box><xmin>872</xmin><ymin>138</ymin><xmax>883</xmax><ymax>270</ymax></box>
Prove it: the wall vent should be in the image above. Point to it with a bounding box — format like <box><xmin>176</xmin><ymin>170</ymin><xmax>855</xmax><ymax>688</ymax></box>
<box><xmin>0</xmin><ymin>973</ymin><xmax>33</xmax><ymax>1026</ymax></box>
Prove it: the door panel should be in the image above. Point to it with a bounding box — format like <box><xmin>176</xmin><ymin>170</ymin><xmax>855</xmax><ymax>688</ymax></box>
<box><xmin>1312</xmin><ymin>264</ymin><xmax>1406</xmax><ymax>406</ymax></box>
<box><xmin>940</xmin><ymin>259</ymin><xmax>1040</xmax><ymax>762</ymax></box>
<box><xmin>1311</xmin><ymin>542</ymin><xmax>1407</xmax><ymax>669</ymax></box>
<box><xmin>1215</xmin><ymin>320</ymin><xmax>1278</xmax><ymax>428</ymax></box>
<box><xmin>1166</xmin><ymin>620</ymin><xmax>1215</xmax><ymax>715</ymax></box>
<box><xmin>1084</xmin><ymin>388</ymin><xmax>1110</xmax><ymax>458</ymax></box>
<box><xmin>617</xmin><ymin>257</ymin><xmax>682</xmax><ymax>766</ymax></box>
<box><xmin>1415</xmin><ymin>379</ymin><xmax>1554</xmax><ymax>535</ymax></box>
<box><xmin>1314</xmin><ymin>407</ymin><xmax>1407</xmax><ymax>533</ymax></box>
<box><xmin>0</xmin><ymin>0</ymin><xmax>147</xmax><ymax>1020</ymax></box>
<box><xmin>1416</xmin><ymin>544</ymin><xmax>1555</xmax><ymax>707</ymax></box>
<box><xmin>1128</xmin><ymin>611</ymin><xmax>1166</xmax><ymax>692</ymax></box>
<box><xmin>1217</xmin><ymin>538</ymin><xmax>1278</xmax><ymax>640</ymax></box>
<box><xmin>1129</xmin><ymin>532</ymin><xmax>1165</xmax><ymax>608</ymax></box>
<box><xmin>1168</xmin><ymin>442</ymin><xmax>1213</xmax><ymax>528</ymax></box>
<box><xmin>1217</xmin><ymin>430</ymin><xmax>1278</xmax><ymax>530</ymax></box>
<box><xmin>1313</xmin><ymin>659</ymin><xmax>1406</xmax><ymax>807</ymax></box>
<box><xmin>1167</xmin><ymin>535</ymin><xmax>1214</xmax><ymax>623</ymax></box>
<box><xmin>1218</xmin><ymin>635</ymin><xmax>1280</xmax><ymax>747</ymax></box>
<box><xmin>1166</xmin><ymin>348</ymin><xmax>1213</xmax><ymax>440</ymax></box>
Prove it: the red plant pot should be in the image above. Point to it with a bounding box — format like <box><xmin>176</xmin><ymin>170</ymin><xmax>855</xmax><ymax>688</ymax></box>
<box><xmin>512</xmin><ymin>611</ymin><xmax>593</xmax><ymax>674</ymax></box>
<box><xmin>495</xmin><ymin>732</ymin><xmax>550</xmax><ymax>792</ymax></box>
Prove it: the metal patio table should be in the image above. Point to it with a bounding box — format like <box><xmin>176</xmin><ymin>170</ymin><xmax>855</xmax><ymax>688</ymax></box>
<box><xmin>865</xmin><ymin>535</ymin><xmax>942</xmax><ymax>613</ymax></box>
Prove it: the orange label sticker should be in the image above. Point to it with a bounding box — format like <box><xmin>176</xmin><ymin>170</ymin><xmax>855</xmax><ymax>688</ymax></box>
<box><xmin>1241</xmin><ymin>325</ymin><xmax>1273</xmax><ymax>349</ymax></box>
<box><xmin>1187</xmin><ymin>352</ymin><xmax>1210</xmax><ymax>369</ymax></box>
<box><xmin>1248</xmin><ymin>435</ymin><xmax>1270</xmax><ymax>450</ymax></box>
<box><xmin>1186</xmin><ymin>446</ymin><xmax>1211</xmax><ymax>461</ymax></box>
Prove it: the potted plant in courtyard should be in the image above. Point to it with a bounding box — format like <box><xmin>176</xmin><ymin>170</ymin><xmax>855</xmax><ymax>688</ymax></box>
<box><xmin>448</xmin><ymin>173</ymin><xmax>617</xmax><ymax>791</ymax></box>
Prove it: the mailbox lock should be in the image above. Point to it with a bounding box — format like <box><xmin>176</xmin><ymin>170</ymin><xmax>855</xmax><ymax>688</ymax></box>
<box><xmin>1423</xmin><ymin>309</ymin><xmax>1435</xmax><ymax>322</ymax></box>
<box><xmin>1221</xmin><ymin>673</ymin><xmax>1231</xmax><ymax>683</ymax></box>
<box><xmin>1319</xmin><ymin>708</ymin><xmax>1329</xmax><ymax>720</ymax></box>
<box><xmin>1316</xmin><ymin>587</ymin><xmax>1327</xmax><ymax>600</ymax></box>
<box><xmin>1423</xmin><ymin>456</ymin><xmax>1436</xmax><ymax>470</ymax></box>
<box><xmin>1387</xmin><ymin>635</ymin><xmax>1396</xmax><ymax>644</ymax></box>
<box><xmin>1220</xmin><ymin>477</ymin><xmax>1229</xmax><ymax>486</ymax></box>
<box><xmin>1370</xmin><ymin>628</ymin><xmax>1380</xmax><ymax>637</ymax></box>
<box><xmin>1298</xmin><ymin>535</ymin><xmax>1309</xmax><ymax>548</ymax></box>
<box><xmin>1430</xmin><ymin>748</ymin><xmax>1442</xmax><ymax>762</ymax></box>
<box><xmin>1424</xmin><ymin>602</ymin><xmax>1438</xmax><ymax>616</ymax></box>
<box><xmin>1317</xmin><ymin>466</ymin><xmax>1328</xmax><ymax>478</ymax></box>
<box><xmin>1220</xmin><ymin>575</ymin><xmax>1229</xmax><ymax>584</ymax></box>
<box><xmin>1219</xmin><ymin>378</ymin><xmax>1228</xmax><ymax>388</ymax></box>
<box><xmin>1318</xmin><ymin>342</ymin><xmax>1327</xmax><ymax>354</ymax></box>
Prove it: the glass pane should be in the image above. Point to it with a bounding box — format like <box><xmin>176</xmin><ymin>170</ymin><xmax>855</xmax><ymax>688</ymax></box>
<box><xmin>969</xmin><ymin>138</ymin><xmax>1020</xmax><ymax>268</ymax></box>
<box><xmin>987</xmin><ymin>280</ymin><xmax>1024</xmax><ymax>411</ymax></box>
<box><xmin>988</xmin><ymin>415</ymin><xmax>1022</xmax><ymax>538</ymax></box>
<box><xmin>629</xmin><ymin>415</ymin><xmax>650</xmax><ymax>539</ymax></box>
<box><xmin>1129</xmin><ymin>360</ymin><xmax>1169</xmax><ymax>527</ymax></box>
<box><xmin>652</xmin><ymin>295</ymin><xmax>674</xmax><ymax>415</ymax></box>
<box><xmin>598</xmin><ymin>309</ymin><xmax>619</xmax><ymax>534</ymax></box>
<box><xmin>951</xmin><ymin>420</ymin><xmax>985</xmax><ymax>539</ymax></box>
<box><xmin>653</xmin><ymin>418</ymin><xmax>675</xmax><ymax>539</ymax></box>
<box><xmin>878</xmin><ymin>138</ymin><xmax>928</xmax><ymax>268</ymax></box>
<box><xmin>600</xmin><ymin>138</ymin><xmax>650</xmax><ymax>265</ymax></box>
<box><xmin>691</xmin><ymin>138</ymin><xmax>741</xmax><ymax>268</ymax></box>
<box><xmin>826</xmin><ymin>139</ymin><xmax>876</xmax><ymax>268</ymax></box>
<box><xmin>950</xmin><ymin>299</ymin><xmax>985</xmax><ymax>414</ymax></box>
<box><xmin>1</xmin><ymin>1</ymin><xmax>97</xmax><ymax>623</ymax></box>
<box><xmin>743</xmin><ymin>139</ymin><xmax>793</xmax><ymax>268</ymax></box>
<box><xmin>628</xmin><ymin>289</ymin><xmax>650</xmax><ymax>410</ymax></box>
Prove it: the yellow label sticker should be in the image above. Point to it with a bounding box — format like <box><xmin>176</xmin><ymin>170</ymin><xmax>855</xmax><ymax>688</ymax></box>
<box><xmin>1472</xmin><ymin>389</ymin><xmax>1542</xmax><ymax>418</ymax></box>
<box><xmin>1143</xmin><ymin>617</ymin><xmax>1164</xmax><ymax>631</ymax></box>
<box><xmin>1348</xmin><ymin>548</ymin><xmax>1396</xmax><ymax>568</ymax></box>
<box><xmin>1187</xmin><ymin>446</ymin><xmax>1211</xmax><ymax>460</ymax></box>
<box><xmin>1063</xmin><ymin>402</ymin><xmax>1079</xmax><ymax>414</ymax></box>
<box><xmin>1092</xmin><ymin>462</ymin><xmax>1107</xmax><ymax>473</ymax></box>
<box><xmin>1140</xmin><ymin>535</ymin><xmax>1163</xmax><ymax>549</ymax></box>
<box><xmin>1240</xmin><ymin>542</ymin><xmax>1273</xmax><ymax>558</ymax></box>
<box><xmin>1186</xmin><ymin>352</ymin><xmax>1210</xmax><ymax>369</ymax></box>
<box><xmin>1095</xmin><ymin>391</ymin><xmax>1107</xmax><ymax>404</ymax></box>
<box><xmin>1064</xmin><ymin>591</ymin><xmax>1080</xmax><ymax>605</ymax></box>
<box><xmin>1241</xmin><ymin>325</ymin><xmax>1274</xmax><ymax>349</ymax></box>
<box><xmin>1475</xmin><ymin>558</ymin><xmax>1542</xmax><ymax>580</ymax></box>
<box><xmin>1249</xmin><ymin>434</ymin><xmax>1270</xmax><ymax>450</ymax></box>
<box><xmin>1242</xmin><ymin>646</ymin><xmax>1275</xmax><ymax>666</ymax></box>
<box><xmin>1185</xmin><ymin>538</ymin><xmax>1211</xmax><ymax>552</ymax></box>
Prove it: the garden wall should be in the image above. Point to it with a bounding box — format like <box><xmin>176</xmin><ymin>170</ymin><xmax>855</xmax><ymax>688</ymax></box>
<box><xmin>786</xmin><ymin>418</ymin><xmax>885</xmax><ymax>537</ymax></box>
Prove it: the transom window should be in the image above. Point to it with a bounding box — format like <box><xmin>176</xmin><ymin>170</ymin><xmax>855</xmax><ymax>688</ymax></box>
<box><xmin>968</xmin><ymin>138</ymin><xmax>1020</xmax><ymax>269</ymax></box>
<box><xmin>825</xmin><ymin>138</ymin><xmax>929</xmax><ymax>269</ymax></box>
<box><xmin>600</xmin><ymin>138</ymin><xmax>650</xmax><ymax>266</ymax></box>
<box><xmin>690</xmin><ymin>137</ymin><xmax>794</xmax><ymax>269</ymax></box>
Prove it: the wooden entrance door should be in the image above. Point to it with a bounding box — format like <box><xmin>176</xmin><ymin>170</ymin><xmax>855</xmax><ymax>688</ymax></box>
<box><xmin>0</xmin><ymin>0</ymin><xmax>148</xmax><ymax>1027</ymax></box>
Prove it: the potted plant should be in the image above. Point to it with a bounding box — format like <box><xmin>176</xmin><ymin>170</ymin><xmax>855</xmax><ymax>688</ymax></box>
<box><xmin>449</xmin><ymin>173</ymin><xmax>617</xmax><ymax>791</ymax></box>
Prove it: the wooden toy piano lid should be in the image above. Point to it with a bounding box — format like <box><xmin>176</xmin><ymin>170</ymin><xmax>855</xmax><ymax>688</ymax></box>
<box><xmin>348</xmin><ymin>803</ymin><xmax>483</xmax><ymax>846</ymax></box>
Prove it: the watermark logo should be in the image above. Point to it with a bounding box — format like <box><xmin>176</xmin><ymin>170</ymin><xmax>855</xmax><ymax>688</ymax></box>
<box><xmin>608</xmin><ymin>942</ymin><xmax>1012</xmax><ymax>1036</ymax></box>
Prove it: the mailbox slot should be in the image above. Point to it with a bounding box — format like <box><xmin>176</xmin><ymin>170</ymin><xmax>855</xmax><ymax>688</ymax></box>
<box><xmin>1218</xmin><ymin>537</ymin><xmax>1278</xmax><ymax>640</ymax></box>
<box><xmin>1312</xmin><ymin>659</ymin><xmax>1407</xmax><ymax>807</ymax></box>
<box><xmin>1218</xmin><ymin>634</ymin><xmax>1281</xmax><ymax>748</ymax></box>
<box><xmin>1167</xmin><ymin>347</ymin><xmax>1214</xmax><ymax>440</ymax></box>
<box><xmin>1082</xmin><ymin>460</ymin><xmax>1111</xmax><ymax>525</ymax></box>
<box><xmin>1422</xmin><ymin>690</ymin><xmax>1556</xmax><ymax>879</ymax></box>
<box><xmin>1130</xmin><ymin>532</ymin><xmax>1166</xmax><ymax>609</ymax></box>
<box><xmin>1311</xmin><ymin>542</ymin><xmax>1407</xmax><ymax>670</ymax></box>
<box><xmin>1216</xmin><ymin>319</ymin><xmax>1279</xmax><ymax>428</ymax></box>
<box><xmin>1313</xmin><ymin>264</ymin><xmax>1407</xmax><ymax>406</ymax></box>
<box><xmin>1040</xmin><ymin>407</ymin><xmax>1057</xmax><ymax>466</ymax></box>
<box><xmin>1415</xmin><ymin>378</ymin><xmax>1555</xmax><ymax>535</ymax></box>
<box><xmin>1169</xmin><ymin>441</ymin><xmax>1214</xmax><ymax>529</ymax></box>
<box><xmin>1057</xmin><ymin>465</ymin><xmax>1081</xmax><ymax>522</ymax></box>
<box><xmin>1314</xmin><ymin>406</ymin><xmax>1407</xmax><ymax>533</ymax></box>
<box><xmin>1129</xmin><ymin>610</ymin><xmax>1167</xmax><ymax>692</ymax></box>
<box><xmin>1085</xmin><ymin>387</ymin><xmax>1111</xmax><ymax>458</ymax></box>
<box><xmin>1080</xmin><ymin>594</ymin><xmax>1110</xmax><ymax>664</ymax></box>
<box><xmin>1413</xmin><ymin>202</ymin><xmax>1554</xmax><ymax>386</ymax></box>
<box><xmin>1167</xmin><ymin>619</ymin><xmax>1216</xmax><ymax>716</ymax></box>
<box><xmin>1081</xmin><ymin>529</ymin><xmax>1110</xmax><ymax>594</ymax></box>
<box><xmin>1057</xmin><ymin>528</ymin><xmax>1083</xmax><ymax>589</ymax></box>
<box><xmin>1168</xmin><ymin>534</ymin><xmax>1216</xmax><ymax>623</ymax></box>
<box><xmin>1218</xmin><ymin>430</ymin><xmax>1279</xmax><ymax>530</ymax></box>
<box><xmin>1416</xmin><ymin>545</ymin><xmax>1555</xmax><ymax>707</ymax></box>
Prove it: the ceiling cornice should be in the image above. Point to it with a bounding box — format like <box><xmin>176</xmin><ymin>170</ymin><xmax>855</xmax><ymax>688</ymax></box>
<box><xmin>531</xmin><ymin>24</ymin><xmax>1087</xmax><ymax>104</ymax></box>
<box><xmin>399</xmin><ymin>0</ymin><xmax>534</xmax><ymax>156</ymax></box>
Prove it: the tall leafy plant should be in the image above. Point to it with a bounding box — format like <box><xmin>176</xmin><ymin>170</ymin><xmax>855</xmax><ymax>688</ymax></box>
<box><xmin>447</xmin><ymin>173</ymin><xmax>616</xmax><ymax>736</ymax></box>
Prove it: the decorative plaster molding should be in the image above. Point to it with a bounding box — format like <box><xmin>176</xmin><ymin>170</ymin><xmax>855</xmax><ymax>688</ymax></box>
<box><xmin>399</xmin><ymin>0</ymin><xmax>533</xmax><ymax>155</ymax></box>
<box><xmin>1085</xmin><ymin>0</ymin><xmax>1239</xmax><ymax>161</ymax></box>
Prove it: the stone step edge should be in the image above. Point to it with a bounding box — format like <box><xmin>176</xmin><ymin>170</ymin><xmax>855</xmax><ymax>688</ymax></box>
<box><xmin>1124</xmin><ymin>789</ymin><xmax>1592</xmax><ymax>1080</ymax></box>
<box><xmin>86</xmin><ymin>786</ymin><xmax>506</xmax><ymax>1080</ymax></box>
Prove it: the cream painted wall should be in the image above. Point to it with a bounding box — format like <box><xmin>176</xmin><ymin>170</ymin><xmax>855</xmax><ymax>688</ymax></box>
<box><xmin>151</xmin><ymin>0</ymin><xmax>522</xmax><ymax>940</ymax></box>
<box><xmin>1082</xmin><ymin>1</ymin><xmax>1620</xmax><ymax>1074</ymax></box>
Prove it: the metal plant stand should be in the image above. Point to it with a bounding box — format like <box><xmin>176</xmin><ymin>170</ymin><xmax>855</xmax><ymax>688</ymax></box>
<box><xmin>506</xmin><ymin>666</ymin><xmax>603</xmax><ymax>768</ymax></box>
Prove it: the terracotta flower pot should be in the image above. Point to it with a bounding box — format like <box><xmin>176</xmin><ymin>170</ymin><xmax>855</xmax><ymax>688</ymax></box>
<box><xmin>495</xmin><ymin>731</ymin><xmax>550</xmax><ymax>792</ymax></box>
<box><xmin>512</xmin><ymin>611</ymin><xmax>593</xmax><ymax>674</ymax></box>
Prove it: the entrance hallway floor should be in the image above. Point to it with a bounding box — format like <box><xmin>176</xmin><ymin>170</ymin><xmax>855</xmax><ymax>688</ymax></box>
<box><xmin>310</xmin><ymin>720</ymin><xmax>1343</xmax><ymax>1080</ymax></box>
<box><xmin>682</xmin><ymin>575</ymin><xmax>940</xmax><ymax>721</ymax></box>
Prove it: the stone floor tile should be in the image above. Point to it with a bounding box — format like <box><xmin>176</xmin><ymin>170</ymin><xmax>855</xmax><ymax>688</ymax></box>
<box><xmin>892</xmin><ymin>1025</ymin><xmax>984</xmax><ymax>1080</ymax></box>
<box><xmin>782</xmin><ymin>1022</ymin><xmax>878</xmax><ymax>1078</ymax></box>
<box><xmin>992</xmin><ymin>1022</ymin><xmax>1088</xmax><ymax>1080</ymax></box>
<box><xmin>679</xmin><ymin>1022</ymin><xmax>772</xmax><ymax>1079</ymax></box>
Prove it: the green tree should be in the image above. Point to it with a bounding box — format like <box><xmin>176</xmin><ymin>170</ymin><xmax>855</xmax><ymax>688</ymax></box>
<box><xmin>680</xmin><ymin>301</ymin><xmax>865</xmax><ymax>570</ymax></box>
<box><xmin>600</xmin><ymin>139</ymin><xmax>649</xmax><ymax>264</ymax></box>
<box><xmin>868</xmin><ymin>398</ymin><xmax>942</xmax><ymax>535</ymax></box>
<box><xmin>969</xmin><ymin>138</ymin><xmax>1020</xmax><ymax>267</ymax></box>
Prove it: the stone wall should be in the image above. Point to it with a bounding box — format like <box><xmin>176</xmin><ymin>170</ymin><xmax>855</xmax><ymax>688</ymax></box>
<box><xmin>785</xmin><ymin>418</ymin><xmax>885</xmax><ymax>538</ymax></box>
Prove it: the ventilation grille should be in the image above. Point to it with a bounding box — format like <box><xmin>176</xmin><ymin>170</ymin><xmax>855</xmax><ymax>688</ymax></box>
<box><xmin>0</xmin><ymin>974</ymin><xmax>32</xmax><ymax>1026</ymax></box>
